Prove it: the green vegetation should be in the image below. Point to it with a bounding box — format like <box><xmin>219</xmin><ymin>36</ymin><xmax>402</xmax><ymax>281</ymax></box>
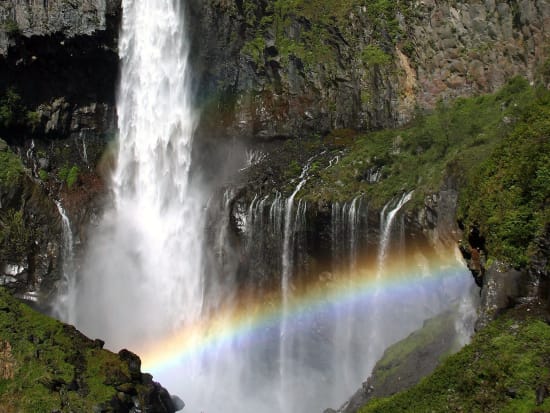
<box><xmin>0</xmin><ymin>88</ymin><xmax>41</xmax><ymax>133</ymax></box>
<box><xmin>359</xmin><ymin>309</ymin><xmax>550</xmax><ymax>412</ymax></box>
<box><xmin>0</xmin><ymin>144</ymin><xmax>24</xmax><ymax>187</ymax></box>
<box><xmin>372</xmin><ymin>311</ymin><xmax>459</xmax><ymax>388</ymax></box>
<box><xmin>458</xmin><ymin>78</ymin><xmax>550</xmax><ymax>267</ymax></box>
<box><xmin>2</xmin><ymin>19</ymin><xmax>20</xmax><ymax>36</ymax></box>
<box><xmin>0</xmin><ymin>89</ymin><xmax>27</xmax><ymax>130</ymax></box>
<box><xmin>297</xmin><ymin>77</ymin><xmax>547</xmax><ymax>218</ymax></box>
<box><xmin>38</xmin><ymin>169</ymin><xmax>48</xmax><ymax>181</ymax></box>
<box><xmin>0</xmin><ymin>209</ymin><xmax>32</xmax><ymax>260</ymax></box>
<box><xmin>239</xmin><ymin>0</ymin><xmax>410</xmax><ymax>69</ymax></box>
<box><xmin>361</xmin><ymin>45</ymin><xmax>392</xmax><ymax>67</ymax></box>
<box><xmin>57</xmin><ymin>165</ymin><xmax>80</xmax><ymax>189</ymax></box>
<box><xmin>0</xmin><ymin>288</ymin><xmax>145</xmax><ymax>412</ymax></box>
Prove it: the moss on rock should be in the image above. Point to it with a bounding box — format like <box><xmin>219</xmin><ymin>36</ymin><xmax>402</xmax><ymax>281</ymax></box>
<box><xmin>359</xmin><ymin>306</ymin><xmax>550</xmax><ymax>412</ymax></box>
<box><xmin>0</xmin><ymin>288</ymin><xmax>177</xmax><ymax>413</ymax></box>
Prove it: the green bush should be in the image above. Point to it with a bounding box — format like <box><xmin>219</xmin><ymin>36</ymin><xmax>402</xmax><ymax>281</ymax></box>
<box><xmin>66</xmin><ymin>166</ymin><xmax>80</xmax><ymax>189</ymax></box>
<box><xmin>0</xmin><ymin>209</ymin><xmax>31</xmax><ymax>259</ymax></box>
<box><xmin>0</xmin><ymin>149</ymin><xmax>24</xmax><ymax>187</ymax></box>
<box><xmin>458</xmin><ymin>80</ymin><xmax>550</xmax><ymax>266</ymax></box>
<box><xmin>0</xmin><ymin>88</ymin><xmax>25</xmax><ymax>129</ymax></box>
<box><xmin>361</xmin><ymin>45</ymin><xmax>392</xmax><ymax>67</ymax></box>
<box><xmin>57</xmin><ymin>165</ymin><xmax>80</xmax><ymax>189</ymax></box>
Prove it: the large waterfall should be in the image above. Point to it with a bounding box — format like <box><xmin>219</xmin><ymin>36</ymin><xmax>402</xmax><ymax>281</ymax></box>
<box><xmin>74</xmin><ymin>0</ymin><xmax>203</xmax><ymax>346</ymax></box>
<box><xmin>65</xmin><ymin>1</ymin><xmax>477</xmax><ymax>413</ymax></box>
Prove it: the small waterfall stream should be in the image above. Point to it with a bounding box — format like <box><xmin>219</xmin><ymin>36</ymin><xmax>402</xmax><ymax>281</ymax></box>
<box><xmin>366</xmin><ymin>191</ymin><xmax>414</xmax><ymax>371</ymax></box>
<box><xmin>280</xmin><ymin>159</ymin><xmax>314</xmax><ymax>410</ymax></box>
<box><xmin>53</xmin><ymin>200</ymin><xmax>76</xmax><ymax>324</ymax></box>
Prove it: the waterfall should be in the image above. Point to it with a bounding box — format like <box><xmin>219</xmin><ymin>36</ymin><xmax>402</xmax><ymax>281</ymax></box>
<box><xmin>378</xmin><ymin>191</ymin><xmax>413</xmax><ymax>271</ymax></box>
<box><xmin>75</xmin><ymin>0</ymin><xmax>203</xmax><ymax>347</ymax></box>
<box><xmin>65</xmin><ymin>1</ymin><xmax>477</xmax><ymax>411</ymax></box>
<box><xmin>332</xmin><ymin>195</ymin><xmax>365</xmax><ymax>274</ymax></box>
<box><xmin>53</xmin><ymin>200</ymin><xmax>76</xmax><ymax>324</ymax></box>
<box><xmin>365</xmin><ymin>191</ymin><xmax>414</xmax><ymax>372</ymax></box>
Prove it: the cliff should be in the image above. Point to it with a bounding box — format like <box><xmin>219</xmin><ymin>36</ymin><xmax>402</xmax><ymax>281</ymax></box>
<box><xmin>188</xmin><ymin>0</ymin><xmax>550</xmax><ymax>141</ymax></box>
<box><xmin>0</xmin><ymin>0</ymin><xmax>120</xmax><ymax>305</ymax></box>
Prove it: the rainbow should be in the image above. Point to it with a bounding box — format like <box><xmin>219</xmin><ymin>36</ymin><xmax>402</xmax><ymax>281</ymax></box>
<box><xmin>137</xmin><ymin>248</ymin><xmax>470</xmax><ymax>372</ymax></box>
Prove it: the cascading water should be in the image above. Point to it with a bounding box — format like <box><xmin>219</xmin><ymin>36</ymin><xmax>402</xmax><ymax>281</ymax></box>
<box><xmin>66</xmin><ymin>1</ymin><xmax>478</xmax><ymax>412</ymax></box>
<box><xmin>74</xmin><ymin>0</ymin><xmax>203</xmax><ymax>347</ymax></box>
<box><xmin>53</xmin><ymin>200</ymin><xmax>76</xmax><ymax>324</ymax></box>
<box><xmin>366</xmin><ymin>191</ymin><xmax>414</xmax><ymax>370</ymax></box>
<box><xmin>280</xmin><ymin>159</ymin><xmax>314</xmax><ymax>410</ymax></box>
<box><xmin>332</xmin><ymin>195</ymin><xmax>365</xmax><ymax>274</ymax></box>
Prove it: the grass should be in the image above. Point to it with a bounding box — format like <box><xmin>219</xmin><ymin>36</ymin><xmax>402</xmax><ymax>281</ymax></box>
<box><xmin>359</xmin><ymin>308</ymin><xmax>550</xmax><ymax>412</ymax></box>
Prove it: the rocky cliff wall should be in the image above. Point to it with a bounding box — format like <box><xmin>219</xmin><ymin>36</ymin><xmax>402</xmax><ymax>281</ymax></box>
<box><xmin>188</xmin><ymin>0</ymin><xmax>550</xmax><ymax>141</ymax></box>
<box><xmin>0</xmin><ymin>0</ymin><xmax>121</xmax><ymax>305</ymax></box>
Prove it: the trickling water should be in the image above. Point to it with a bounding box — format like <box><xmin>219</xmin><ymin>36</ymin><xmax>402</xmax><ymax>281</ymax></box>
<box><xmin>53</xmin><ymin>200</ymin><xmax>76</xmax><ymax>324</ymax></box>
<box><xmin>81</xmin><ymin>133</ymin><xmax>88</xmax><ymax>166</ymax></box>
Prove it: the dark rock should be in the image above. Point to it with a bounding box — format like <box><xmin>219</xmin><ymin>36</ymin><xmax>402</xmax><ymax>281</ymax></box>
<box><xmin>171</xmin><ymin>395</ymin><xmax>185</xmax><ymax>411</ymax></box>
<box><xmin>118</xmin><ymin>349</ymin><xmax>142</xmax><ymax>381</ymax></box>
<box><xmin>536</xmin><ymin>384</ymin><xmax>548</xmax><ymax>406</ymax></box>
<box><xmin>93</xmin><ymin>338</ymin><xmax>105</xmax><ymax>349</ymax></box>
<box><xmin>476</xmin><ymin>263</ymin><xmax>523</xmax><ymax>330</ymax></box>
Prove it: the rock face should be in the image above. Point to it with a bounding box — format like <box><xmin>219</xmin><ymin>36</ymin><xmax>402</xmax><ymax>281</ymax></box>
<box><xmin>0</xmin><ymin>0</ymin><xmax>120</xmax><ymax>142</ymax></box>
<box><xmin>412</xmin><ymin>0</ymin><xmax>549</xmax><ymax>108</ymax></box>
<box><xmin>0</xmin><ymin>141</ymin><xmax>62</xmax><ymax>304</ymax></box>
<box><xmin>0</xmin><ymin>0</ymin><xmax>121</xmax><ymax>55</ymax></box>
<box><xmin>187</xmin><ymin>0</ymin><xmax>550</xmax><ymax>142</ymax></box>
<box><xmin>0</xmin><ymin>0</ymin><xmax>121</xmax><ymax>301</ymax></box>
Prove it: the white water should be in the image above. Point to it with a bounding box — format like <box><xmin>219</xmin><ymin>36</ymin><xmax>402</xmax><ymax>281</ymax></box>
<box><xmin>74</xmin><ymin>0</ymin><xmax>204</xmax><ymax>347</ymax></box>
<box><xmin>53</xmin><ymin>200</ymin><xmax>76</xmax><ymax>324</ymax></box>
<box><xmin>365</xmin><ymin>191</ymin><xmax>414</xmax><ymax>371</ymax></box>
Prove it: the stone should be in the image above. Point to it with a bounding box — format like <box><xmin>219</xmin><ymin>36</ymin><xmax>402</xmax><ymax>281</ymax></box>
<box><xmin>171</xmin><ymin>395</ymin><xmax>185</xmax><ymax>411</ymax></box>
<box><xmin>475</xmin><ymin>263</ymin><xmax>523</xmax><ymax>330</ymax></box>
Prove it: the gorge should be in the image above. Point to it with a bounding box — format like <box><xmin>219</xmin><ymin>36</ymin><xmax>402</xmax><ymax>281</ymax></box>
<box><xmin>0</xmin><ymin>0</ymin><xmax>549</xmax><ymax>412</ymax></box>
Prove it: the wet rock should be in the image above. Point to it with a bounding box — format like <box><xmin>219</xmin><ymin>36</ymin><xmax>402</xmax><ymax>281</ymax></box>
<box><xmin>171</xmin><ymin>395</ymin><xmax>185</xmax><ymax>411</ymax></box>
<box><xmin>475</xmin><ymin>263</ymin><xmax>523</xmax><ymax>330</ymax></box>
<box><xmin>188</xmin><ymin>0</ymin><xmax>550</xmax><ymax>144</ymax></box>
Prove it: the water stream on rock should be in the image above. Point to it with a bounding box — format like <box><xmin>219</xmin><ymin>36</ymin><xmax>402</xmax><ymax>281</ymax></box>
<box><xmin>66</xmin><ymin>2</ymin><xmax>478</xmax><ymax>412</ymax></box>
<box><xmin>53</xmin><ymin>200</ymin><xmax>76</xmax><ymax>324</ymax></box>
